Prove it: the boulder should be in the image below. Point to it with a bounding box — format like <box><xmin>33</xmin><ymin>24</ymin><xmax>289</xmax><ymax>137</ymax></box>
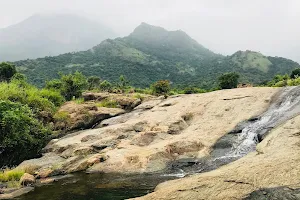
<box><xmin>19</xmin><ymin>173</ymin><xmax>35</xmax><ymax>186</ymax></box>
<box><xmin>54</xmin><ymin>101</ymin><xmax>125</xmax><ymax>131</ymax></box>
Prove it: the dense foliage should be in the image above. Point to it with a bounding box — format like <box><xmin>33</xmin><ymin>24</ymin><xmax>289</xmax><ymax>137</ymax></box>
<box><xmin>13</xmin><ymin>24</ymin><xmax>300</xmax><ymax>89</ymax></box>
<box><xmin>151</xmin><ymin>80</ymin><xmax>171</xmax><ymax>96</ymax></box>
<box><xmin>290</xmin><ymin>68</ymin><xmax>300</xmax><ymax>79</ymax></box>
<box><xmin>218</xmin><ymin>72</ymin><xmax>240</xmax><ymax>89</ymax></box>
<box><xmin>0</xmin><ymin>100</ymin><xmax>51</xmax><ymax>166</ymax></box>
<box><xmin>0</xmin><ymin>62</ymin><xmax>16</xmax><ymax>82</ymax></box>
<box><xmin>0</xmin><ymin>63</ymin><xmax>66</xmax><ymax>166</ymax></box>
<box><xmin>46</xmin><ymin>71</ymin><xmax>87</xmax><ymax>101</ymax></box>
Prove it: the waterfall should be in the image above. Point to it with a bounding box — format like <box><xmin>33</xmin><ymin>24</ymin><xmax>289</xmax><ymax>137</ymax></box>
<box><xmin>228</xmin><ymin>86</ymin><xmax>300</xmax><ymax>158</ymax></box>
<box><xmin>166</xmin><ymin>86</ymin><xmax>300</xmax><ymax>177</ymax></box>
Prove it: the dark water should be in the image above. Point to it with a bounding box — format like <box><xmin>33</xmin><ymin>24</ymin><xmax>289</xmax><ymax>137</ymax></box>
<box><xmin>15</xmin><ymin>172</ymin><xmax>176</xmax><ymax>200</ymax></box>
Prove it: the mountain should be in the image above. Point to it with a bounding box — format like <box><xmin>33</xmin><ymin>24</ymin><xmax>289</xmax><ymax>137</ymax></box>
<box><xmin>13</xmin><ymin>23</ymin><xmax>300</xmax><ymax>88</ymax></box>
<box><xmin>0</xmin><ymin>13</ymin><xmax>115</xmax><ymax>61</ymax></box>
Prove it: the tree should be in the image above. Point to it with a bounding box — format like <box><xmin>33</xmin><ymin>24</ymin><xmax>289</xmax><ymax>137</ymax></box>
<box><xmin>87</xmin><ymin>76</ymin><xmax>100</xmax><ymax>90</ymax></box>
<box><xmin>45</xmin><ymin>79</ymin><xmax>63</xmax><ymax>90</ymax></box>
<box><xmin>0</xmin><ymin>62</ymin><xmax>17</xmax><ymax>82</ymax></box>
<box><xmin>118</xmin><ymin>75</ymin><xmax>129</xmax><ymax>92</ymax></box>
<box><xmin>218</xmin><ymin>72</ymin><xmax>240</xmax><ymax>89</ymax></box>
<box><xmin>151</xmin><ymin>80</ymin><xmax>171</xmax><ymax>96</ymax></box>
<box><xmin>290</xmin><ymin>68</ymin><xmax>300</xmax><ymax>79</ymax></box>
<box><xmin>99</xmin><ymin>80</ymin><xmax>112</xmax><ymax>92</ymax></box>
<box><xmin>60</xmin><ymin>71</ymin><xmax>87</xmax><ymax>101</ymax></box>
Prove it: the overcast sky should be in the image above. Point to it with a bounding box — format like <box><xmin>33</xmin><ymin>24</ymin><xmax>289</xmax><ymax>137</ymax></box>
<box><xmin>0</xmin><ymin>0</ymin><xmax>299</xmax><ymax>61</ymax></box>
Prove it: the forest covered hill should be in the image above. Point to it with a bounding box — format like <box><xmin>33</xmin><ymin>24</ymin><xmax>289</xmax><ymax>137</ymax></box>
<box><xmin>13</xmin><ymin>23</ymin><xmax>300</xmax><ymax>89</ymax></box>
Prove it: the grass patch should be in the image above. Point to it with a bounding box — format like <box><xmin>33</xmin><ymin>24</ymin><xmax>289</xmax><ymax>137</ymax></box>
<box><xmin>73</xmin><ymin>97</ymin><xmax>85</xmax><ymax>104</ymax></box>
<box><xmin>96</xmin><ymin>99</ymin><xmax>118</xmax><ymax>108</ymax></box>
<box><xmin>0</xmin><ymin>169</ymin><xmax>25</xmax><ymax>182</ymax></box>
<box><xmin>133</xmin><ymin>93</ymin><xmax>145</xmax><ymax>100</ymax></box>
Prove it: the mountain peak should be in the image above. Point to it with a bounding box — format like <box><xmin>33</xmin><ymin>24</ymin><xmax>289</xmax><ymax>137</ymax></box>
<box><xmin>130</xmin><ymin>22</ymin><xmax>168</xmax><ymax>38</ymax></box>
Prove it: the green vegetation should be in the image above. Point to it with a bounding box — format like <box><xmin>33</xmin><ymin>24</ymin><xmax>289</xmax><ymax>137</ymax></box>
<box><xmin>218</xmin><ymin>72</ymin><xmax>240</xmax><ymax>89</ymax></box>
<box><xmin>13</xmin><ymin>24</ymin><xmax>300</xmax><ymax>89</ymax></box>
<box><xmin>290</xmin><ymin>68</ymin><xmax>300</xmax><ymax>79</ymax></box>
<box><xmin>0</xmin><ymin>168</ymin><xmax>24</xmax><ymax>182</ymax></box>
<box><xmin>99</xmin><ymin>80</ymin><xmax>113</xmax><ymax>92</ymax></box>
<box><xmin>0</xmin><ymin>62</ymin><xmax>66</xmax><ymax>167</ymax></box>
<box><xmin>266</xmin><ymin>72</ymin><xmax>300</xmax><ymax>87</ymax></box>
<box><xmin>0</xmin><ymin>100</ymin><xmax>51</xmax><ymax>166</ymax></box>
<box><xmin>0</xmin><ymin>62</ymin><xmax>17</xmax><ymax>82</ymax></box>
<box><xmin>96</xmin><ymin>99</ymin><xmax>118</xmax><ymax>108</ymax></box>
<box><xmin>87</xmin><ymin>76</ymin><xmax>101</xmax><ymax>90</ymax></box>
<box><xmin>151</xmin><ymin>80</ymin><xmax>171</xmax><ymax>96</ymax></box>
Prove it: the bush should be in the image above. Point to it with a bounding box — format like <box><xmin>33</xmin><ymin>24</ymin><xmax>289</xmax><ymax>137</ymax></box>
<box><xmin>0</xmin><ymin>168</ymin><xmax>24</xmax><ymax>182</ymax></box>
<box><xmin>87</xmin><ymin>76</ymin><xmax>101</xmax><ymax>90</ymax></box>
<box><xmin>290</xmin><ymin>68</ymin><xmax>300</xmax><ymax>79</ymax></box>
<box><xmin>151</xmin><ymin>80</ymin><xmax>171</xmax><ymax>96</ymax></box>
<box><xmin>45</xmin><ymin>79</ymin><xmax>63</xmax><ymax>90</ymax></box>
<box><xmin>0</xmin><ymin>81</ymin><xmax>61</xmax><ymax>114</ymax></box>
<box><xmin>183</xmin><ymin>87</ymin><xmax>206</xmax><ymax>94</ymax></box>
<box><xmin>39</xmin><ymin>89</ymin><xmax>65</xmax><ymax>107</ymax></box>
<box><xmin>0</xmin><ymin>100</ymin><xmax>51</xmax><ymax>166</ymax></box>
<box><xmin>218</xmin><ymin>72</ymin><xmax>240</xmax><ymax>89</ymax></box>
<box><xmin>0</xmin><ymin>62</ymin><xmax>17</xmax><ymax>82</ymax></box>
<box><xmin>99</xmin><ymin>80</ymin><xmax>113</xmax><ymax>92</ymax></box>
<box><xmin>60</xmin><ymin>71</ymin><xmax>88</xmax><ymax>101</ymax></box>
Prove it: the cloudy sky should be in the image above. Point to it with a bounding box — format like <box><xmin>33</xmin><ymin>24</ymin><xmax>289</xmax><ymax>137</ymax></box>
<box><xmin>0</xmin><ymin>0</ymin><xmax>299</xmax><ymax>61</ymax></box>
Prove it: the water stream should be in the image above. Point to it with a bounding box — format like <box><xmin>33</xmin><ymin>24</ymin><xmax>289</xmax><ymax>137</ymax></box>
<box><xmin>16</xmin><ymin>87</ymin><xmax>300</xmax><ymax>200</ymax></box>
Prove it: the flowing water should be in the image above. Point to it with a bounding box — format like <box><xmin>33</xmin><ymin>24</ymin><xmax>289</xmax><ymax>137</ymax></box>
<box><xmin>167</xmin><ymin>86</ymin><xmax>300</xmax><ymax>175</ymax></box>
<box><xmin>16</xmin><ymin>87</ymin><xmax>300</xmax><ymax>200</ymax></box>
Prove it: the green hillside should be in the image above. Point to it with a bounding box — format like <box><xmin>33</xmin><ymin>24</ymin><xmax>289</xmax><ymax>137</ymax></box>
<box><xmin>13</xmin><ymin>23</ymin><xmax>300</xmax><ymax>89</ymax></box>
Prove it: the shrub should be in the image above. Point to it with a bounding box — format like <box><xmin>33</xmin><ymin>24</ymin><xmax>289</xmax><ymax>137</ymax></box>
<box><xmin>218</xmin><ymin>72</ymin><xmax>240</xmax><ymax>89</ymax></box>
<box><xmin>151</xmin><ymin>80</ymin><xmax>171</xmax><ymax>96</ymax></box>
<box><xmin>39</xmin><ymin>89</ymin><xmax>65</xmax><ymax>107</ymax></box>
<box><xmin>290</xmin><ymin>68</ymin><xmax>300</xmax><ymax>79</ymax></box>
<box><xmin>45</xmin><ymin>79</ymin><xmax>63</xmax><ymax>90</ymax></box>
<box><xmin>60</xmin><ymin>71</ymin><xmax>87</xmax><ymax>101</ymax></box>
<box><xmin>87</xmin><ymin>76</ymin><xmax>101</xmax><ymax>90</ymax></box>
<box><xmin>0</xmin><ymin>100</ymin><xmax>51</xmax><ymax>166</ymax></box>
<box><xmin>0</xmin><ymin>81</ymin><xmax>61</xmax><ymax>114</ymax></box>
<box><xmin>183</xmin><ymin>87</ymin><xmax>206</xmax><ymax>94</ymax></box>
<box><xmin>0</xmin><ymin>168</ymin><xmax>25</xmax><ymax>182</ymax></box>
<box><xmin>0</xmin><ymin>62</ymin><xmax>17</xmax><ymax>82</ymax></box>
<box><xmin>99</xmin><ymin>80</ymin><xmax>113</xmax><ymax>92</ymax></box>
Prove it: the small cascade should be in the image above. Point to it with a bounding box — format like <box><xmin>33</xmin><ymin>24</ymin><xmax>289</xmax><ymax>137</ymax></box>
<box><xmin>166</xmin><ymin>86</ymin><xmax>300</xmax><ymax>176</ymax></box>
<box><xmin>227</xmin><ymin>86</ymin><xmax>300</xmax><ymax>159</ymax></box>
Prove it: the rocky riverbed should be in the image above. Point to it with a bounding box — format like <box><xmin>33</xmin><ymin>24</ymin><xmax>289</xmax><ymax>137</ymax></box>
<box><xmin>3</xmin><ymin>87</ymin><xmax>299</xmax><ymax>200</ymax></box>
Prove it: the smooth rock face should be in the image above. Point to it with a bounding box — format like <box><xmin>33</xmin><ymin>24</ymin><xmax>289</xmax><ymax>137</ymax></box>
<box><xmin>18</xmin><ymin>88</ymin><xmax>279</xmax><ymax>176</ymax></box>
<box><xmin>133</xmin><ymin>114</ymin><xmax>300</xmax><ymax>200</ymax></box>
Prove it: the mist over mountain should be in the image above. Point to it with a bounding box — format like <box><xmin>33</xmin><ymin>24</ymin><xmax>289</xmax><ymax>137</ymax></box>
<box><xmin>0</xmin><ymin>13</ymin><xmax>116</xmax><ymax>61</ymax></box>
